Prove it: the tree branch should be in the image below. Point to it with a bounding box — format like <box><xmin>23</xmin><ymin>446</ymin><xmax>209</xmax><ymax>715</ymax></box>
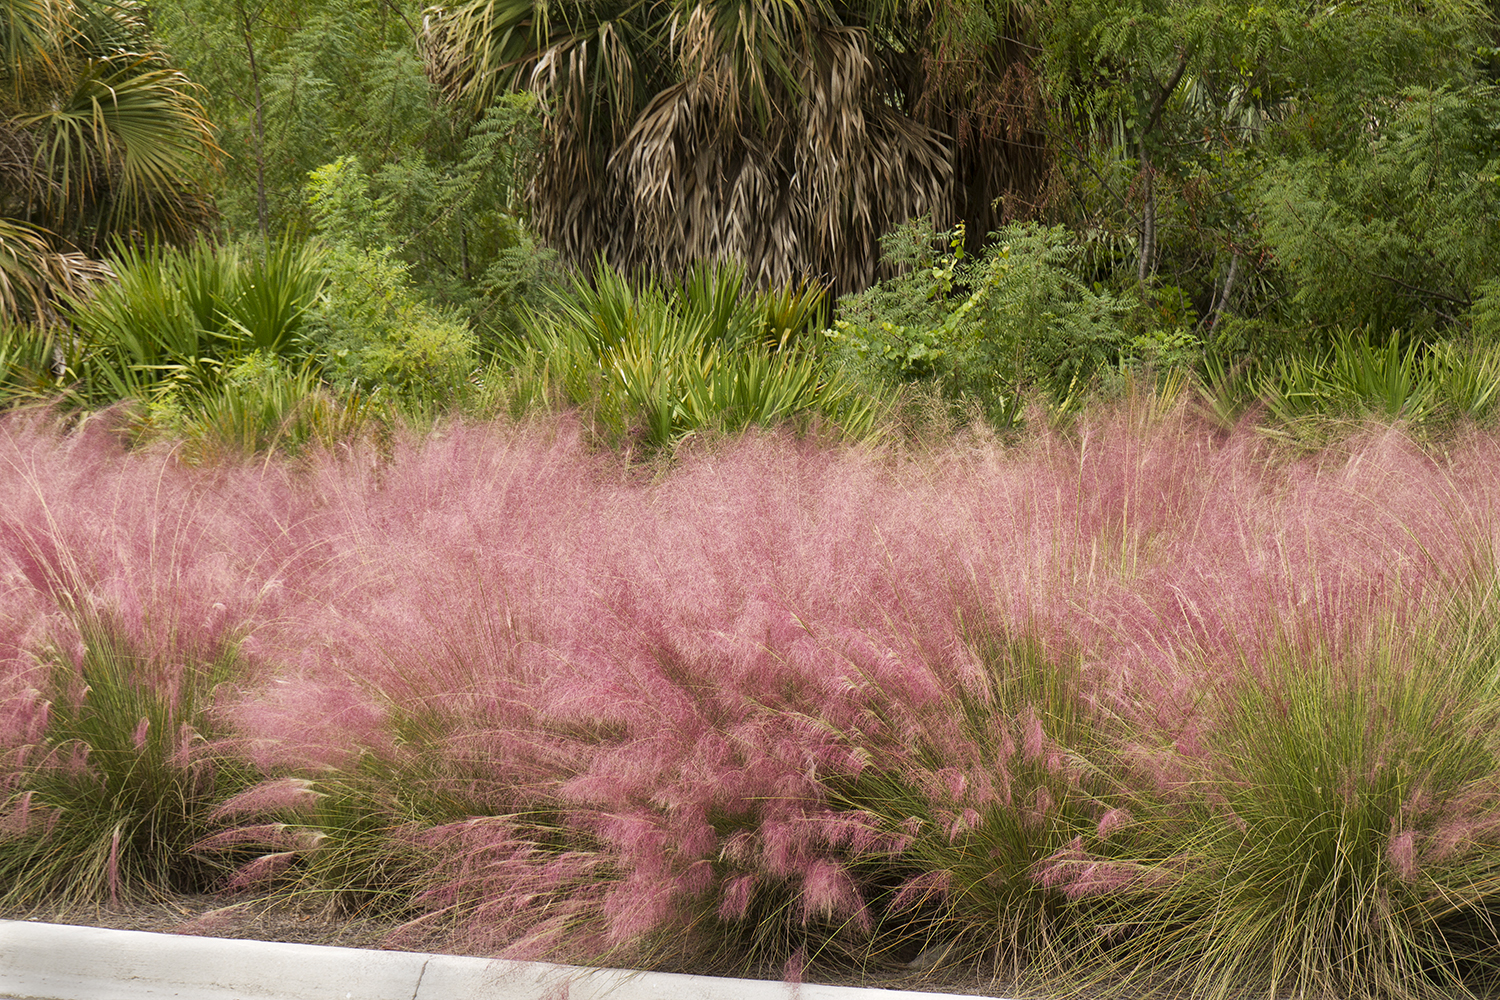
<box><xmin>1143</xmin><ymin>45</ymin><xmax>1193</xmax><ymax>140</ymax></box>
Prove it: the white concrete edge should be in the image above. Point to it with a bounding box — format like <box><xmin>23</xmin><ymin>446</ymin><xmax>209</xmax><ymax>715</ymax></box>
<box><xmin>0</xmin><ymin>919</ymin><xmax>1012</xmax><ymax>1000</ymax></box>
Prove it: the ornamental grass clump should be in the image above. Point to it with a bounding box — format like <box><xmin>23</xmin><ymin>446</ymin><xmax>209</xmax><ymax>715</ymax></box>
<box><xmin>0</xmin><ymin>411</ymin><xmax>300</xmax><ymax>905</ymax></box>
<box><xmin>1128</xmin><ymin>598</ymin><xmax>1500</xmax><ymax>1000</ymax></box>
<box><xmin>11</xmin><ymin>392</ymin><xmax>1500</xmax><ymax>997</ymax></box>
<box><xmin>827</xmin><ymin>626</ymin><xmax>1156</xmax><ymax>985</ymax></box>
<box><xmin>0</xmin><ymin>610</ymin><xmax>253</xmax><ymax>906</ymax></box>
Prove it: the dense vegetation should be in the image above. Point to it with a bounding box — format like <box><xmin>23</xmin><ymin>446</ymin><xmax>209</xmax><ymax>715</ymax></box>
<box><xmin>1</xmin><ymin>0</ymin><xmax>1497</xmax><ymax>441</ymax></box>
<box><xmin>5</xmin><ymin>0</ymin><xmax>1500</xmax><ymax>997</ymax></box>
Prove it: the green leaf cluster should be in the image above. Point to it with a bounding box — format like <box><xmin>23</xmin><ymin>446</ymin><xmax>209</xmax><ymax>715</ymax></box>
<box><xmin>67</xmin><ymin>239</ymin><xmax>326</xmax><ymax>402</ymax></box>
<box><xmin>499</xmin><ymin>262</ymin><xmax>880</xmax><ymax>450</ymax></box>
<box><xmin>1254</xmin><ymin>85</ymin><xmax>1500</xmax><ymax>336</ymax></box>
<box><xmin>830</xmin><ymin>221</ymin><xmax>1130</xmax><ymax>426</ymax></box>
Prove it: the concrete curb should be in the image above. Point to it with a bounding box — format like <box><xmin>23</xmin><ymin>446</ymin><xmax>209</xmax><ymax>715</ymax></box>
<box><xmin>0</xmin><ymin>919</ymin><xmax>1010</xmax><ymax>1000</ymax></box>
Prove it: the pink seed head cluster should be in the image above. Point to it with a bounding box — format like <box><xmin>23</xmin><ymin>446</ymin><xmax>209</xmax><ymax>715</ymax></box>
<box><xmin>1</xmin><ymin>404</ymin><xmax>1498</xmax><ymax>961</ymax></box>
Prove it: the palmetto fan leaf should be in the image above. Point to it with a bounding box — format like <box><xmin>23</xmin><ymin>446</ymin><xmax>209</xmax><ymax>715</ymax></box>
<box><xmin>0</xmin><ymin>0</ymin><xmax>214</xmax><ymax>325</ymax></box>
<box><xmin>426</xmin><ymin>0</ymin><xmax>1049</xmax><ymax>293</ymax></box>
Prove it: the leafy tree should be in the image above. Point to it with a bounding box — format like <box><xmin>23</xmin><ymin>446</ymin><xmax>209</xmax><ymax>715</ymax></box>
<box><xmin>153</xmin><ymin>0</ymin><xmax>434</xmax><ymax>239</ymax></box>
<box><xmin>154</xmin><ymin>0</ymin><xmax>550</xmax><ymax>329</ymax></box>
<box><xmin>1044</xmin><ymin>0</ymin><xmax>1493</xmax><ymax>342</ymax></box>
<box><xmin>1253</xmin><ymin>84</ymin><xmax>1500</xmax><ymax>337</ymax></box>
<box><xmin>0</xmin><ymin>0</ymin><xmax>215</xmax><ymax>323</ymax></box>
<box><xmin>424</xmin><ymin>0</ymin><xmax>1052</xmax><ymax>292</ymax></box>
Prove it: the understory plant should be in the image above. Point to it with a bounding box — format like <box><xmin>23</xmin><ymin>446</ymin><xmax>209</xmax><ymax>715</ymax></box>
<box><xmin>1254</xmin><ymin>330</ymin><xmax>1500</xmax><ymax>440</ymax></box>
<box><xmin>156</xmin><ymin>352</ymin><xmax>385</xmax><ymax>462</ymax></box>
<box><xmin>499</xmin><ymin>261</ymin><xmax>882</xmax><ymax>449</ymax></box>
<box><xmin>67</xmin><ymin>240</ymin><xmax>328</xmax><ymax>404</ymax></box>
<box><xmin>829</xmin><ymin>221</ymin><xmax>1130</xmax><ymax>428</ymax></box>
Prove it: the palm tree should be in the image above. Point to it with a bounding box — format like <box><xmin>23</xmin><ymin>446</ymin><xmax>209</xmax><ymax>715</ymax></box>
<box><xmin>424</xmin><ymin>0</ymin><xmax>1048</xmax><ymax>293</ymax></box>
<box><xmin>1</xmin><ymin>0</ymin><xmax>216</xmax><ymax>324</ymax></box>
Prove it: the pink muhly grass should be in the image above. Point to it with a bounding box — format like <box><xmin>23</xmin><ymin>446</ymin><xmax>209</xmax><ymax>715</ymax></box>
<box><xmin>224</xmin><ymin>851</ymin><xmax>299</xmax><ymax>892</ymax></box>
<box><xmin>1387</xmin><ymin>830</ymin><xmax>1418</xmax><ymax>882</ymax></box>
<box><xmin>800</xmin><ymin>859</ymin><xmax>869</xmax><ymax>930</ymax></box>
<box><xmin>107</xmin><ymin>824</ymin><xmax>121</xmax><ymax>905</ymax></box>
<box><xmin>0</xmin><ymin>789</ymin><xmax>41</xmax><ymax>837</ymax></box>
<box><xmin>1096</xmin><ymin>807</ymin><xmax>1131</xmax><ymax>840</ymax></box>
<box><xmin>890</xmin><ymin>869</ymin><xmax>952</xmax><ymax>913</ymax></box>
<box><xmin>719</xmin><ymin>874</ymin><xmax>758</xmax><ymax>919</ymax></box>
<box><xmin>191</xmin><ymin>822</ymin><xmax>316</xmax><ymax>854</ymax></box>
<box><xmin>8</xmin><ymin>403</ymin><xmax>1500</xmax><ymax>974</ymax></box>
<box><xmin>783</xmin><ymin>946</ymin><xmax>807</xmax><ymax>985</ymax></box>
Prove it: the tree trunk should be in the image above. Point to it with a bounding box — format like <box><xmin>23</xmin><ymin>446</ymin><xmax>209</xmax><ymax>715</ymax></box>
<box><xmin>1209</xmin><ymin>252</ymin><xmax>1240</xmax><ymax>334</ymax></box>
<box><xmin>236</xmin><ymin>1</ymin><xmax>269</xmax><ymax>242</ymax></box>
<box><xmin>1136</xmin><ymin>46</ymin><xmax>1190</xmax><ymax>287</ymax></box>
<box><xmin>1138</xmin><ymin>148</ymin><xmax>1155</xmax><ymax>283</ymax></box>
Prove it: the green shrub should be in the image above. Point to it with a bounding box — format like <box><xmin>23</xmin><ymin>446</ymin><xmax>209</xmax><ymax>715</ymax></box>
<box><xmin>500</xmin><ymin>261</ymin><xmax>881</xmax><ymax>450</ymax></box>
<box><xmin>1253</xmin><ymin>331</ymin><xmax>1500</xmax><ymax>438</ymax></box>
<box><xmin>163</xmin><ymin>352</ymin><xmax>385</xmax><ymax>462</ymax></box>
<box><xmin>67</xmin><ymin>240</ymin><xmax>327</xmax><ymax>403</ymax></box>
<box><xmin>301</xmin><ymin>243</ymin><xmax>477</xmax><ymax>411</ymax></box>
<box><xmin>0</xmin><ymin>324</ymin><xmax>70</xmax><ymax>408</ymax></box>
<box><xmin>830</xmin><ymin>221</ymin><xmax>1130</xmax><ymax>428</ymax></box>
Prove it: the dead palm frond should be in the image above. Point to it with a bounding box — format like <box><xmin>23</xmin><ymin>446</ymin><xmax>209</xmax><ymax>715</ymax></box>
<box><xmin>425</xmin><ymin>0</ymin><xmax>1051</xmax><ymax>293</ymax></box>
<box><xmin>0</xmin><ymin>216</ymin><xmax>112</xmax><ymax>325</ymax></box>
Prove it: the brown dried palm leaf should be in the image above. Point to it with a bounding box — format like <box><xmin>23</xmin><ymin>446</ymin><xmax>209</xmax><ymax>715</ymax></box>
<box><xmin>431</xmin><ymin>0</ymin><xmax>1047</xmax><ymax>292</ymax></box>
<box><xmin>0</xmin><ymin>217</ymin><xmax>112</xmax><ymax>326</ymax></box>
<box><xmin>607</xmin><ymin>19</ymin><xmax>951</xmax><ymax>291</ymax></box>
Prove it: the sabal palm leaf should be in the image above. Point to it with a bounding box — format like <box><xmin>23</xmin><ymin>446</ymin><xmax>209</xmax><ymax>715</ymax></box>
<box><xmin>17</xmin><ymin>55</ymin><xmax>214</xmax><ymax>245</ymax></box>
<box><xmin>0</xmin><ymin>0</ymin><xmax>67</xmax><ymax>97</ymax></box>
<box><xmin>429</xmin><ymin>0</ymin><xmax>1043</xmax><ymax>292</ymax></box>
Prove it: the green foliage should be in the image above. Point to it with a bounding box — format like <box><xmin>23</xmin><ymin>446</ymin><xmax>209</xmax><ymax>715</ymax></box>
<box><xmin>0</xmin><ymin>323</ymin><xmax>69</xmax><ymax>407</ymax></box>
<box><xmin>157</xmin><ymin>352</ymin><xmax>385</xmax><ymax>462</ymax></box>
<box><xmin>154</xmin><ymin>0</ymin><xmax>436</xmax><ymax>236</ymax></box>
<box><xmin>1047</xmin><ymin>0</ymin><xmax>1495</xmax><ymax>345</ymax></box>
<box><xmin>501</xmin><ymin>262</ymin><xmax>881</xmax><ymax>450</ymax></box>
<box><xmin>304</xmin><ymin>109</ymin><xmax>558</xmax><ymax>341</ymax></box>
<box><xmin>0</xmin><ymin>0</ymin><xmax>216</xmax><ymax>324</ymax></box>
<box><xmin>830</xmin><ymin>222</ymin><xmax>1129</xmax><ymax>427</ymax></box>
<box><xmin>66</xmin><ymin>240</ymin><xmax>327</xmax><ymax>402</ymax></box>
<box><xmin>154</xmin><ymin>1</ymin><xmax>550</xmax><ymax>328</ymax></box>
<box><xmin>300</xmin><ymin>241</ymin><xmax>477</xmax><ymax>410</ymax></box>
<box><xmin>0</xmin><ymin>612</ymin><xmax>253</xmax><ymax>906</ymax></box>
<box><xmin>1254</xmin><ymin>85</ymin><xmax>1500</xmax><ymax>335</ymax></box>
<box><xmin>1254</xmin><ymin>331</ymin><xmax>1500</xmax><ymax>436</ymax></box>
